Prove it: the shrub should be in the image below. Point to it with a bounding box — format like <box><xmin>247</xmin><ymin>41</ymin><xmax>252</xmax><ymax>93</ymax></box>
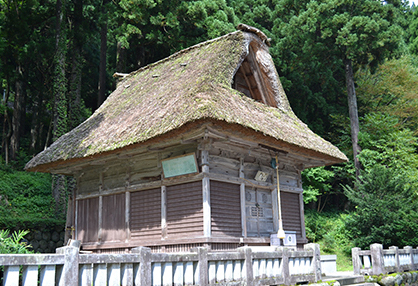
<box><xmin>344</xmin><ymin>165</ymin><xmax>418</xmax><ymax>249</ymax></box>
<box><xmin>0</xmin><ymin>229</ymin><xmax>33</xmax><ymax>254</ymax></box>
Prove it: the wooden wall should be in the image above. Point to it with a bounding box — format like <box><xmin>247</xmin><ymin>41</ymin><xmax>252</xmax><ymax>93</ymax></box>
<box><xmin>130</xmin><ymin>188</ymin><xmax>161</xmax><ymax>243</ymax></box>
<box><xmin>166</xmin><ymin>182</ymin><xmax>203</xmax><ymax>239</ymax></box>
<box><xmin>76</xmin><ymin>197</ymin><xmax>99</xmax><ymax>243</ymax></box>
<box><xmin>210</xmin><ymin>181</ymin><xmax>241</xmax><ymax>237</ymax></box>
<box><xmin>74</xmin><ymin>134</ymin><xmax>308</xmax><ymax>250</ymax></box>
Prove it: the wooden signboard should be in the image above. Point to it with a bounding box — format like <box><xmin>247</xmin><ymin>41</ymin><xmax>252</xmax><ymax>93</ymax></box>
<box><xmin>161</xmin><ymin>153</ymin><xmax>198</xmax><ymax>178</ymax></box>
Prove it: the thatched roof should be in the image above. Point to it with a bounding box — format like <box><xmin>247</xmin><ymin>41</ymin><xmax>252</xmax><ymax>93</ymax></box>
<box><xmin>26</xmin><ymin>30</ymin><xmax>347</xmax><ymax>173</ymax></box>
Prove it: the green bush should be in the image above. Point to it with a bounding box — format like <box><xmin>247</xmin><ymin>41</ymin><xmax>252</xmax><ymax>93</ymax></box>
<box><xmin>344</xmin><ymin>165</ymin><xmax>418</xmax><ymax>249</ymax></box>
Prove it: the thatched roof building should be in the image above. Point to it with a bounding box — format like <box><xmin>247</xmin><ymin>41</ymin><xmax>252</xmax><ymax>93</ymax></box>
<box><xmin>25</xmin><ymin>28</ymin><xmax>347</xmax><ymax>252</ymax></box>
<box><xmin>26</xmin><ymin>30</ymin><xmax>346</xmax><ymax>173</ymax></box>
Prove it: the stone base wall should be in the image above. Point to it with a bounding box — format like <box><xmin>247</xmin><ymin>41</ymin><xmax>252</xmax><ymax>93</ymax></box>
<box><xmin>23</xmin><ymin>225</ymin><xmax>65</xmax><ymax>253</ymax></box>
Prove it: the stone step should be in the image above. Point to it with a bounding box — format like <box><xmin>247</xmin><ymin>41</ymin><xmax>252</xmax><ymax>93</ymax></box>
<box><xmin>322</xmin><ymin>275</ymin><xmax>365</xmax><ymax>286</ymax></box>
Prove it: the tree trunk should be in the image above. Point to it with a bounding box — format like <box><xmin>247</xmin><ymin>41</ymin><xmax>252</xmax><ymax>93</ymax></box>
<box><xmin>29</xmin><ymin>94</ymin><xmax>41</xmax><ymax>152</ymax></box>
<box><xmin>65</xmin><ymin>0</ymin><xmax>83</xmax><ymax>244</ymax></box>
<box><xmin>10</xmin><ymin>65</ymin><xmax>24</xmax><ymax>161</ymax></box>
<box><xmin>116</xmin><ymin>41</ymin><xmax>127</xmax><ymax>73</ymax></box>
<box><xmin>68</xmin><ymin>0</ymin><xmax>83</xmax><ymax>130</ymax></box>
<box><xmin>52</xmin><ymin>0</ymin><xmax>68</xmax><ymax>218</ymax></box>
<box><xmin>345</xmin><ymin>58</ymin><xmax>362</xmax><ymax>180</ymax></box>
<box><xmin>2</xmin><ymin>77</ymin><xmax>11</xmax><ymax>164</ymax></box>
<box><xmin>97</xmin><ymin>13</ymin><xmax>107</xmax><ymax>108</ymax></box>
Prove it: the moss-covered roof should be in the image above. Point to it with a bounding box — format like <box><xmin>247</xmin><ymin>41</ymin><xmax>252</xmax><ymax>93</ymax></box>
<box><xmin>26</xmin><ymin>30</ymin><xmax>347</xmax><ymax>172</ymax></box>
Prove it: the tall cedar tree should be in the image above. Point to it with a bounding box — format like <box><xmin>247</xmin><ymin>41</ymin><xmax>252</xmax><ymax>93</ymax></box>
<box><xmin>52</xmin><ymin>0</ymin><xmax>68</xmax><ymax>218</ymax></box>
<box><xmin>277</xmin><ymin>0</ymin><xmax>404</xmax><ymax>179</ymax></box>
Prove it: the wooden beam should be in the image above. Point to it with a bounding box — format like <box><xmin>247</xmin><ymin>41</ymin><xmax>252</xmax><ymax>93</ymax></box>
<box><xmin>247</xmin><ymin>46</ymin><xmax>269</xmax><ymax>105</ymax></box>
<box><xmin>238</xmin><ymin>66</ymin><xmax>258</xmax><ymax>101</ymax></box>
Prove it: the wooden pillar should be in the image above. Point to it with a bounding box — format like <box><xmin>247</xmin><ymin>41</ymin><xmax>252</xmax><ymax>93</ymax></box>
<box><xmin>98</xmin><ymin>195</ymin><xmax>103</xmax><ymax>243</ymax></box>
<box><xmin>201</xmin><ymin>150</ymin><xmax>211</xmax><ymax>237</ymax></box>
<box><xmin>239</xmin><ymin>157</ymin><xmax>247</xmax><ymax>237</ymax></box>
<box><xmin>161</xmin><ymin>185</ymin><xmax>167</xmax><ymax>239</ymax></box>
<box><xmin>125</xmin><ymin>191</ymin><xmax>130</xmax><ymax>242</ymax></box>
<box><xmin>299</xmin><ymin>192</ymin><xmax>307</xmax><ymax>240</ymax></box>
<box><xmin>98</xmin><ymin>172</ymin><xmax>103</xmax><ymax>242</ymax></box>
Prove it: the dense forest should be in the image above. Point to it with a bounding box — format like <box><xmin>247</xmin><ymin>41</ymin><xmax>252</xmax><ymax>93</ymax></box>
<box><xmin>1</xmin><ymin>0</ymin><xmax>418</xmax><ymax>258</ymax></box>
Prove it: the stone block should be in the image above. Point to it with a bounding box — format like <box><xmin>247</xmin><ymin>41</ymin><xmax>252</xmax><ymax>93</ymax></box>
<box><xmin>42</xmin><ymin>232</ymin><xmax>51</xmax><ymax>241</ymax></box>
<box><xmin>51</xmin><ymin>231</ymin><xmax>60</xmax><ymax>242</ymax></box>
<box><xmin>34</xmin><ymin>231</ymin><xmax>42</xmax><ymax>241</ymax></box>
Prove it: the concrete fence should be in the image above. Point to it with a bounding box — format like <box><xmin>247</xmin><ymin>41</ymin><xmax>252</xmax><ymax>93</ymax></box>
<box><xmin>352</xmin><ymin>243</ymin><xmax>418</xmax><ymax>275</ymax></box>
<box><xmin>0</xmin><ymin>243</ymin><xmax>321</xmax><ymax>286</ymax></box>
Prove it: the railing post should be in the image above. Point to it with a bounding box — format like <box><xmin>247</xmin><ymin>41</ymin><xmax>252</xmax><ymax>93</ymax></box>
<box><xmin>304</xmin><ymin>243</ymin><xmax>321</xmax><ymax>282</ymax></box>
<box><xmin>56</xmin><ymin>245</ymin><xmax>79</xmax><ymax>286</ymax></box>
<box><xmin>279</xmin><ymin>246</ymin><xmax>290</xmax><ymax>286</ymax></box>
<box><xmin>196</xmin><ymin>247</ymin><xmax>208</xmax><ymax>285</ymax></box>
<box><xmin>389</xmin><ymin>246</ymin><xmax>400</xmax><ymax>272</ymax></box>
<box><xmin>352</xmin><ymin>247</ymin><xmax>361</xmax><ymax>275</ymax></box>
<box><xmin>238</xmin><ymin>246</ymin><xmax>253</xmax><ymax>286</ymax></box>
<box><xmin>404</xmin><ymin>246</ymin><xmax>414</xmax><ymax>271</ymax></box>
<box><xmin>370</xmin><ymin>243</ymin><xmax>384</xmax><ymax>275</ymax></box>
<box><xmin>132</xmin><ymin>246</ymin><xmax>152</xmax><ymax>286</ymax></box>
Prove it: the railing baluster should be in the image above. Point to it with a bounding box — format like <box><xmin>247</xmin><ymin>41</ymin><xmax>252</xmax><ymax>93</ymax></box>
<box><xmin>79</xmin><ymin>263</ymin><xmax>92</xmax><ymax>286</ymax></box>
<box><xmin>108</xmin><ymin>263</ymin><xmax>121</xmax><ymax>286</ymax></box>
<box><xmin>173</xmin><ymin>262</ymin><xmax>184</xmax><ymax>285</ymax></box>
<box><xmin>40</xmin><ymin>265</ymin><xmax>56</xmax><ymax>286</ymax></box>
<box><xmin>3</xmin><ymin>265</ymin><xmax>20</xmax><ymax>286</ymax></box>
<box><xmin>22</xmin><ymin>265</ymin><xmax>38</xmax><ymax>286</ymax></box>
<box><xmin>93</xmin><ymin>263</ymin><xmax>107</xmax><ymax>285</ymax></box>
<box><xmin>152</xmin><ymin>262</ymin><xmax>162</xmax><ymax>286</ymax></box>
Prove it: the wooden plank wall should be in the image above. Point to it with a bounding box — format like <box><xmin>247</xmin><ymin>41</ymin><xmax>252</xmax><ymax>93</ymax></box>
<box><xmin>101</xmin><ymin>193</ymin><xmax>126</xmax><ymax>242</ymax></box>
<box><xmin>210</xmin><ymin>181</ymin><xmax>241</xmax><ymax>237</ymax></box>
<box><xmin>281</xmin><ymin>191</ymin><xmax>302</xmax><ymax>238</ymax></box>
<box><xmin>130</xmin><ymin>188</ymin><xmax>161</xmax><ymax>242</ymax></box>
<box><xmin>76</xmin><ymin>197</ymin><xmax>99</xmax><ymax>243</ymax></box>
<box><xmin>166</xmin><ymin>182</ymin><xmax>203</xmax><ymax>239</ymax></box>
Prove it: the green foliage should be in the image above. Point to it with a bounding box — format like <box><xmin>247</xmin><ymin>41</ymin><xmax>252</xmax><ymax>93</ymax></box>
<box><xmin>344</xmin><ymin>165</ymin><xmax>418</xmax><ymax>249</ymax></box>
<box><xmin>302</xmin><ymin>166</ymin><xmax>335</xmax><ymax>204</ymax></box>
<box><xmin>304</xmin><ymin>210</ymin><xmax>354</xmax><ymax>270</ymax></box>
<box><xmin>111</xmin><ymin>0</ymin><xmax>238</xmax><ymax>67</ymax></box>
<box><xmin>358</xmin><ymin>112</ymin><xmax>418</xmax><ymax>188</ymax></box>
<box><xmin>0</xmin><ymin>229</ymin><xmax>33</xmax><ymax>254</ymax></box>
<box><xmin>0</xmin><ymin>164</ymin><xmax>61</xmax><ymax>228</ymax></box>
<box><xmin>269</xmin><ymin>0</ymin><xmax>405</xmax><ymax>137</ymax></box>
<box><xmin>356</xmin><ymin>56</ymin><xmax>418</xmax><ymax>131</ymax></box>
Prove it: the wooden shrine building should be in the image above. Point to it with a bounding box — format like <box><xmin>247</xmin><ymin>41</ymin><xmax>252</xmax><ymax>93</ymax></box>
<box><xmin>26</xmin><ymin>27</ymin><xmax>347</xmax><ymax>253</ymax></box>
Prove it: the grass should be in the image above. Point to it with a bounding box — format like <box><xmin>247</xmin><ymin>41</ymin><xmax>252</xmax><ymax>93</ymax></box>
<box><xmin>305</xmin><ymin>209</ymin><xmax>354</xmax><ymax>272</ymax></box>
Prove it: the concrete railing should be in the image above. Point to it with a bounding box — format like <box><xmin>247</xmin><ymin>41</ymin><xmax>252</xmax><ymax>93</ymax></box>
<box><xmin>352</xmin><ymin>243</ymin><xmax>418</xmax><ymax>275</ymax></box>
<box><xmin>0</xmin><ymin>243</ymin><xmax>321</xmax><ymax>286</ymax></box>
